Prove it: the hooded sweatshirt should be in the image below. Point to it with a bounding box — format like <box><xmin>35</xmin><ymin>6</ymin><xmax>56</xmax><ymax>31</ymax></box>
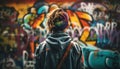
<box><xmin>35</xmin><ymin>32</ymin><xmax>82</xmax><ymax>69</ymax></box>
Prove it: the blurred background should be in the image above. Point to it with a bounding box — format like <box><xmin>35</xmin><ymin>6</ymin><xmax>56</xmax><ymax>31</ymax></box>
<box><xmin>0</xmin><ymin>0</ymin><xmax>120</xmax><ymax>69</ymax></box>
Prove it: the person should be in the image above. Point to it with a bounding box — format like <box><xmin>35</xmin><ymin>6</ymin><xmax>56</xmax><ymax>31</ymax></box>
<box><xmin>34</xmin><ymin>8</ymin><xmax>83</xmax><ymax>69</ymax></box>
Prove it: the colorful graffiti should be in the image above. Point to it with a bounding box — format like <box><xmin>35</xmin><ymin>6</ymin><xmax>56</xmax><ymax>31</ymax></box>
<box><xmin>22</xmin><ymin>2</ymin><xmax>120</xmax><ymax>48</ymax></box>
<box><xmin>23</xmin><ymin>4</ymin><xmax>96</xmax><ymax>45</ymax></box>
<box><xmin>0</xmin><ymin>0</ymin><xmax>120</xmax><ymax>69</ymax></box>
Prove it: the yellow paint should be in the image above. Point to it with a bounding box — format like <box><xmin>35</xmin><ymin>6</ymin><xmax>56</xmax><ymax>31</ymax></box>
<box><xmin>3</xmin><ymin>3</ymin><xmax>34</xmax><ymax>18</ymax></box>
<box><xmin>66</xmin><ymin>10</ymin><xmax>81</xmax><ymax>28</ymax></box>
<box><xmin>76</xmin><ymin>11</ymin><xmax>92</xmax><ymax>21</ymax></box>
<box><xmin>80</xmin><ymin>29</ymin><xmax>89</xmax><ymax>41</ymax></box>
<box><xmin>80</xmin><ymin>29</ymin><xmax>96</xmax><ymax>45</ymax></box>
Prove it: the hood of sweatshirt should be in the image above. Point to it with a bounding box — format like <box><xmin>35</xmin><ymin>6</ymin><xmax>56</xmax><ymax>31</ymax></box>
<box><xmin>46</xmin><ymin>32</ymin><xmax>72</xmax><ymax>51</ymax></box>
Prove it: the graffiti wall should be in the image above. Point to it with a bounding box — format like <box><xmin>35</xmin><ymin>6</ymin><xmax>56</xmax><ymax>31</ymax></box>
<box><xmin>0</xmin><ymin>0</ymin><xmax>120</xmax><ymax>69</ymax></box>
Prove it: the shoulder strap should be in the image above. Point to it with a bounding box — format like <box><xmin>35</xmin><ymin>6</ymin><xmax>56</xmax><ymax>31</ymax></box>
<box><xmin>57</xmin><ymin>41</ymin><xmax>73</xmax><ymax>69</ymax></box>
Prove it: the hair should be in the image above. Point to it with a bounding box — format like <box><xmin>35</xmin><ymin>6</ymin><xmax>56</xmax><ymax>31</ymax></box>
<box><xmin>47</xmin><ymin>8</ymin><xmax>69</xmax><ymax>33</ymax></box>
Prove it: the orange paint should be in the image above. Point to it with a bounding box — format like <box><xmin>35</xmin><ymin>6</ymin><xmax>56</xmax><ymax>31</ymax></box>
<box><xmin>75</xmin><ymin>11</ymin><xmax>92</xmax><ymax>21</ymax></box>
<box><xmin>32</xmin><ymin>14</ymin><xmax>45</xmax><ymax>29</ymax></box>
<box><xmin>80</xmin><ymin>19</ymin><xmax>89</xmax><ymax>27</ymax></box>
<box><xmin>66</xmin><ymin>10</ymin><xmax>81</xmax><ymax>28</ymax></box>
<box><xmin>30</xmin><ymin>41</ymin><xmax>34</xmax><ymax>54</ymax></box>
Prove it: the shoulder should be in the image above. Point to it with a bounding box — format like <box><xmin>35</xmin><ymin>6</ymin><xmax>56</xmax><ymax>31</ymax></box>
<box><xmin>35</xmin><ymin>41</ymin><xmax>46</xmax><ymax>57</ymax></box>
<box><xmin>71</xmin><ymin>41</ymin><xmax>86</xmax><ymax>55</ymax></box>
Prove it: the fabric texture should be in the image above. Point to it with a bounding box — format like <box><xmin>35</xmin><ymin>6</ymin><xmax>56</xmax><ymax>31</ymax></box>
<box><xmin>34</xmin><ymin>32</ymin><xmax>83</xmax><ymax>69</ymax></box>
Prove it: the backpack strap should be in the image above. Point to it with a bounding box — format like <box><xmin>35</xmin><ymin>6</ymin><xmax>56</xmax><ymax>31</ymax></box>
<box><xmin>57</xmin><ymin>41</ymin><xmax>73</xmax><ymax>69</ymax></box>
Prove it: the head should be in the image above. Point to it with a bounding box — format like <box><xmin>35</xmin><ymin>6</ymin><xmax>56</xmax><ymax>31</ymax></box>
<box><xmin>47</xmin><ymin>8</ymin><xmax>69</xmax><ymax>33</ymax></box>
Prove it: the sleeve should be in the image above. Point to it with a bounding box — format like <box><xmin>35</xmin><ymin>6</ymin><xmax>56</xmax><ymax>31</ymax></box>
<box><xmin>34</xmin><ymin>46</ymin><xmax>41</xmax><ymax>69</ymax></box>
<box><xmin>34</xmin><ymin>41</ymin><xmax>46</xmax><ymax>69</ymax></box>
<box><xmin>76</xmin><ymin>52</ymin><xmax>84</xmax><ymax>69</ymax></box>
<box><xmin>73</xmin><ymin>41</ymin><xmax>83</xmax><ymax>69</ymax></box>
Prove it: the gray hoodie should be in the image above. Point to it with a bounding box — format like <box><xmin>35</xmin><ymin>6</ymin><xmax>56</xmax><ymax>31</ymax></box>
<box><xmin>35</xmin><ymin>32</ymin><xmax>82</xmax><ymax>69</ymax></box>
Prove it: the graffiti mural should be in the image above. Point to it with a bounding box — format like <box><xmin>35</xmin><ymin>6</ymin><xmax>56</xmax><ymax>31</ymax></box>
<box><xmin>0</xmin><ymin>0</ymin><xmax>120</xmax><ymax>69</ymax></box>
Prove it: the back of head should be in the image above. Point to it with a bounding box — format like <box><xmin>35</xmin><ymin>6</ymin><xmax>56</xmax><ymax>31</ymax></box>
<box><xmin>47</xmin><ymin>8</ymin><xmax>69</xmax><ymax>33</ymax></box>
